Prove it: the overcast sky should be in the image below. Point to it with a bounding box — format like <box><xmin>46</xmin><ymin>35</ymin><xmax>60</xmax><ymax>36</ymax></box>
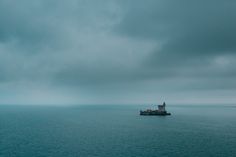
<box><xmin>0</xmin><ymin>0</ymin><xmax>235</xmax><ymax>105</ymax></box>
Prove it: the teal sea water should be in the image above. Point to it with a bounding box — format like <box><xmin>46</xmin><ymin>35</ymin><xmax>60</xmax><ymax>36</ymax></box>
<box><xmin>0</xmin><ymin>105</ymin><xmax>236</xmax><ymax>157</ymax></box>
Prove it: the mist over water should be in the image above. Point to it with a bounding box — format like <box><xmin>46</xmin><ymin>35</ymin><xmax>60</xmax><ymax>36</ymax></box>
<box><xmin>1</xmin><ymin>105</ymin><xmax>236</xmax><ymax>157</ymax></box>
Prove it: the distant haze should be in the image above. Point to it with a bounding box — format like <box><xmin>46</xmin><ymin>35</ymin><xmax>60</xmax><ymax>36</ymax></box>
<box><xmin>0</xmin><ymin>0</ymin><xmax>235</xmax><ymax>105</ymax></box>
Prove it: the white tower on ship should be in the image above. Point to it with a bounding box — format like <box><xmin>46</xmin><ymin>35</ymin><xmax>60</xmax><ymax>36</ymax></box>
<box><xmin>158</xmin><ymin>102</ymin><xmax>166</xmax><ymax>112</ymax></box>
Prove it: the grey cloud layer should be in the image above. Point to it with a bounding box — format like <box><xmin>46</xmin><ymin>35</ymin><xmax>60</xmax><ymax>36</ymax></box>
<box><xmin>116</xmin><ymin>0</ymin><xmax>236</xmax><ymax>81</ymax></box>
<box><xmin>0</xmin><ymin>0</ymin><xmax>235</xmax><ymax>104</ymax></box>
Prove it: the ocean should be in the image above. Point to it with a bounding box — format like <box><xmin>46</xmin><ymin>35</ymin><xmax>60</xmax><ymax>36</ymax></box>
<box><xmin>0</xmin><ymin>104</ymin><xmax>236</xmax><ymax>157</ymax></box>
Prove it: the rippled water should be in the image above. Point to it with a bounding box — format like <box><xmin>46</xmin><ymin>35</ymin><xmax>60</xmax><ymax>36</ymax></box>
<box><xmin>0</xmin><ymin>105</ymin><xmax>236</xmax><ymax>157</ymax></box>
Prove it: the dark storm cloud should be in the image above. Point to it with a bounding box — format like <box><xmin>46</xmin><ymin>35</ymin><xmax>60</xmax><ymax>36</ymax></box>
<box><xmin>114</xmin><ymin>0</ymin><xmax>236</xmax><ymax>89</ymax></box>
<box><xmin>116</xmin><ymin>0</ymin><xmax>236</xmax><ymax>60</ymax></box>
<box><xmin>0</xmin><ymin>0</ymin><xmax>235</xmax><ymax>104</ymax></box>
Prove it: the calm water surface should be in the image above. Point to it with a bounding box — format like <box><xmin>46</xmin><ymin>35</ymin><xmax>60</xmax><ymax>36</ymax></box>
<box><xmin>0</xmin><ymin>105</ymin><xmax>236</xmax><ymax>157</ymax></box>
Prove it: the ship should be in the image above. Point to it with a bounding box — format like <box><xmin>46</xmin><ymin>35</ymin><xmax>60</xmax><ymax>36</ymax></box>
<box><xmin>140</xmin><ymin>102</ymin><xmax>171</xmax><ymax>116</ymax></box>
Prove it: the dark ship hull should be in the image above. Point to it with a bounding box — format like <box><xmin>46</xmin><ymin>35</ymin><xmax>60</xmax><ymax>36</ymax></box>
<box><xmin>140</xmin><ymin>102</ymin><xmax>171</xmax><ymax>116</ymax></box>
<box><xmin>140</xmin><ymin>110</ymin><xmax>171</xmax><ymax>116</ymax></box>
